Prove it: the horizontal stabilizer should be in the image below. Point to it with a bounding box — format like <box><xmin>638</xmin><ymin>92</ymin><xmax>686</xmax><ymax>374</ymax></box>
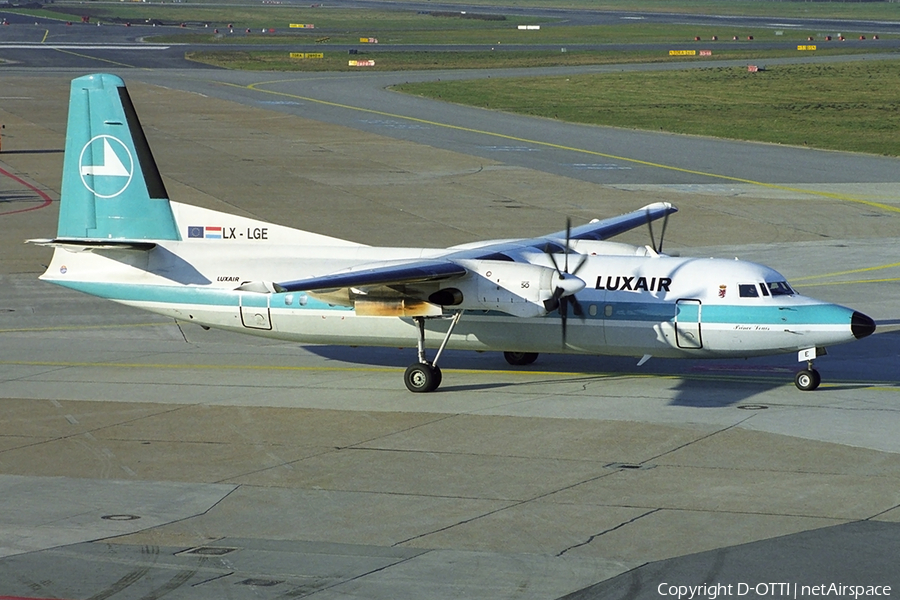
<box><xmin>27</xmin><ymin>238</ymin><xmax>157</xmax><ymax>252</ymax></box>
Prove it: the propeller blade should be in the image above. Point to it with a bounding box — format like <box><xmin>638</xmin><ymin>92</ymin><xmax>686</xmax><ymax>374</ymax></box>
<box><xmin>547</xmin><ymin>248</ymin><xmax>562</xmax><ymax>275</ymax></box>
<box><xmin>570</xmin><ymin>253</ymin><xmax>588</xmax><ymax>277</ymax></box>
<box><xmin>560</xmin><ymin>296</ymin><xmax>568</xmax><ymax>348</ymax></box>
<box><xmin>543</xmin><ymin>284</ymin><xmax>564</xmax><ymax>313</ymax></box>
<box><xmin>570</xmin><ymin>295</ymin><xmax>585</xmax><ymax>318</ymax></box>
<box><xmin>544</xmin><ymin>217</ymin><xmax>589</xmax><ymax>348</ymax></box>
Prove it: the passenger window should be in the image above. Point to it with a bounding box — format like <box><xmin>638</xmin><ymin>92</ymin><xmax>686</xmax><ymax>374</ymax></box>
<box><xmin>739</xmin><ymin>284</ymin><xmax>759</xmax><ymax>298</ymax></box>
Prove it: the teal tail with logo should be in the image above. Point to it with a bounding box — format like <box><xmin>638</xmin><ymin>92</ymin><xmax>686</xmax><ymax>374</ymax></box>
<box><xmin>58</xmin><ymin>73</ymin><xmax>179</xmax><ymax>241</ymax></box>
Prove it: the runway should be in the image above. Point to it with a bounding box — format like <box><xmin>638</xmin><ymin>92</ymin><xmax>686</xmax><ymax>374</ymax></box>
<box><xmin>2</xmin><ymin>11</ymin><xmax>900</xmax><ymax>599</ymax></box>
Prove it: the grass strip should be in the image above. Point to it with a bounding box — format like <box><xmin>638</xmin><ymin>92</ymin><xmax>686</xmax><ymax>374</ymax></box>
<box><xmin>377</xmin><ymin>0</ymin><xmax>900</xmax><ymax>20</ymax></box>
<box><xmin>394</xmin><ymin>59</ymin><xmax>900</xmax><ymax>156</ymax></box>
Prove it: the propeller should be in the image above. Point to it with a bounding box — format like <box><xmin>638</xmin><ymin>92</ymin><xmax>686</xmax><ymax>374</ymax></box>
<box><xmin>646</xmin><ymin>206</ymin><xmax>670</xmax><ymax>254</ymax></box>
<box><xmin>543</xmin><ymin>218</ymin><xmax>588</xmax><ymax>347</ymax></box>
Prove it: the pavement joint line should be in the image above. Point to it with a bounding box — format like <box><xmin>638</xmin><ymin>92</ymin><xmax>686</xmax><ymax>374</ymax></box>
<box><xmin>320</xmin><ymin>551</ymin><xmax>432</xmax><ymax>598</ymax></box>
<box><xmin>390</xmin><ymin>450</ymin><xmax>643</xmax><ymax>547</ymax></box>
<box><xmin>865</xmin><ymin>502</ymin><xmax>900</xmax><ymax>521</ymax></box>
<box><xmin>640</xmin><ymin>413</ymin><xmax>756</xmax><ymax>465</ymax></box>
<box><xmin>0</xmin><ymin>404</ymin><xmax>191</xmax><ymax>454</ymax></box>
<box><xmin>557</xmin><ymin>508</ymin><xmax>661</xmax><ymax>557</ymax></box>
<box><xmin>222</xmin><ymin>78</ymin><xmax>900</xmax><ymax>216</ymax></box>
<box><xmin>341</xmin><ymin>446</ymin><xmax>617</xmax><ymax>465</ymax></box>
<box><xmin>340</xmin><ymin>412</ymin><xmax>458</xmax><ymax>451</ymax></box>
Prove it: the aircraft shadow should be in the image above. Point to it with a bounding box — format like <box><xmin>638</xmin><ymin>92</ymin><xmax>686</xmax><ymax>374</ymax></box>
<box><xmin>96</xmin><ymin>246</ymin><xmax>211</xmax><ymax>285</ymax></box>
<box><xmin>305</xmin><ymin>346</ymin><xmax>794</xmax><ymax>407</ymax></box>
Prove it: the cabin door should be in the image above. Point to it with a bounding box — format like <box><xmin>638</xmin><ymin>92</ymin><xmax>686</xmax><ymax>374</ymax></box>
<box><xmin>675</xmin><ymin>299</ymin><xmax>702</xmax><ymax>349</ymax></box>
<box><xmin>240</xmin><ymin>294</ymin><xmax>272</xmax><ymax>330</ymax></box>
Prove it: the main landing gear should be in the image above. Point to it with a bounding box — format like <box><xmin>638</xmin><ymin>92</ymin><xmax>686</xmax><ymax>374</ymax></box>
<box><xmin>794</xmin><ymin>361</ymin><xmax>821</xmax><ymax>391</ymax></box>
<box><xmin>404</xmin><ymin>311</ymin><xmax>463</xmax><ymax>393</ymax></box>
<box><xmin>503</xmin><ymin>351</ymin><xmax>539</xmax><ymax>366</ymax></box>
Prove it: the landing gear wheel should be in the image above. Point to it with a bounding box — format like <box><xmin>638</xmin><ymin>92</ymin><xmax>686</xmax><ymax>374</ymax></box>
<box><xmin>431</xmin><ymin>365</ymin><xmax>442</xmax><ymax>389</ymax></box>
<box><xmin>405</xmin><ymin>362</ymin><xmax>440</xmax><ymax>393</ymax></box>
<box><xmin>504</xmin><ymin>351</ymin><xmax>539</xmax><ymax>366</ymax></box>
<box><xmin>794</xmin><ymin>368</ymin><xmax>821</xmax><ymax>391</ymax></box>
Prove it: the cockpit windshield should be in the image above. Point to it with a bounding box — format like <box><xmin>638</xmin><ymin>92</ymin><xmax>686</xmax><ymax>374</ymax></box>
<box><xmin>767</xmin><ymin>281</ymin><xmax>794</xmax><ymax>296</ymax></box>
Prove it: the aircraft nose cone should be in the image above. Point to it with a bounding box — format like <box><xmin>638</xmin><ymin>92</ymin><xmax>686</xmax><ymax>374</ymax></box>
<box><xmin>851</xmin><ymin>311</ymin><xmax>876</xmax><ymax>339</ymax></box>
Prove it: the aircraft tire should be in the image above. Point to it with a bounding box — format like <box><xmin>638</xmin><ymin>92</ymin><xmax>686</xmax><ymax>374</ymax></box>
<box><xmin>432</xmin><ymin>365</ymin><xmax>442</xmax><ymax>389</ymax></box>
<box><xmin>504</xmin><ymin>351</ymin><xmax>539</xmax><ymax>366</ymax></box>
<box><xmin>405</xmin><ymin>362</ymin><xmax>440</xmax><ymax>393</ymax></box>
<box><xmin>794</xmin><ymin>369</ymin><xmax>821</xmax><ymax>391</ymax></box>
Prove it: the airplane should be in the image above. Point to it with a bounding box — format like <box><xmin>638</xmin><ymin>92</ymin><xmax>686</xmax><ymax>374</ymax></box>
<box><xmin>30</xmin><ymin>73</ymin><xmax>876</xmax><ymax>393</ymax></box>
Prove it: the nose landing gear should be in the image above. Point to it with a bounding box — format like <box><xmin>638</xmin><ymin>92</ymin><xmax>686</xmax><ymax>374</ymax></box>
<box><xmin>794</xmin><ymin>361</ymin><xmax>821</xmax><ymax>391</ymax></box>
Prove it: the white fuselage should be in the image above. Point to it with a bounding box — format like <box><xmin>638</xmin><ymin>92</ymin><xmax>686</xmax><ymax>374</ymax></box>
<box><xmin>40</xmin><ymin>204</ymin><xmax>865</xmax><ymax>361</ymax></box>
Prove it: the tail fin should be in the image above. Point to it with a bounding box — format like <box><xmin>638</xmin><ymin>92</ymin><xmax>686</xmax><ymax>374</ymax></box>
<box><xmin>58</xmin><ymin>73</ymin><xmax>179</xmax><ymax>241</ymax></box>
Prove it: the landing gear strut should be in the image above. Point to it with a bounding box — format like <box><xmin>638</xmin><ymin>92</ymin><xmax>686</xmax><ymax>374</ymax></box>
<box><xmin>404</xmin><ymin>311</ymin><xmax>463</xmax><ymax>393</ymax></box>
<box><xmin>794</xmin><ymin>360</ymin><xmax>821</xmax><ymax>391</ymax></box>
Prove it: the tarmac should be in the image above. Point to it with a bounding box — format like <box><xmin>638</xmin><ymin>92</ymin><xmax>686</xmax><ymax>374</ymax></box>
<box><xmin>1</xmin><ymin>62</ymin><xmax>900</xmax><ymax>599</ymax></box>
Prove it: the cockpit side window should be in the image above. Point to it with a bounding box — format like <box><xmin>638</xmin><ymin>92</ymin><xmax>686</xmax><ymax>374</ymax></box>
<box><xmin>739</xmin><ymin>284</ymin><xmax>760</xmax><ymax>298</ymax></box>
<box><xmin>767</xmin><ymin>281</ymin><xmax>794</xmax><ymax>296</ymax></box>
<box><xmin>759</xmin><ymin>282</ymin><xmax>770</xmax><ymax>297</ymax></box>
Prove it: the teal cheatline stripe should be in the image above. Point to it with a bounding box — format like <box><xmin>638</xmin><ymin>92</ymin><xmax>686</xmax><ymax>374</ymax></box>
<box><xmin>702</xmin><ymin>303</ymin><xmax>853</xmax><ymax>325</ymax></box>
<box><xmin>56</xmin><ymin>280</ymin><xmax>237</xmax><ymax>306</ymax></box>
<box><xmin>606</xmin><ymin>302</ymin><xmax>674</xmax><ymax>322</ymax></box>
<box><xmin>58</xmin><ymin>73</ymin><xmax>179</xmax><ymax>241</ymax></box>
<box><xmin>55</xmin><ymin>280</ymin><xmax>350</xmax><ymax>311</ymax></box>
<box><xmin>49</xmin><ymin>279</ymin><xmax>854</xmax><ymax>325</ymax></box>
<box><xmin>588</xmin><ymin>301</ymin><xmax>851</xmax><ymax>325</ymax></box>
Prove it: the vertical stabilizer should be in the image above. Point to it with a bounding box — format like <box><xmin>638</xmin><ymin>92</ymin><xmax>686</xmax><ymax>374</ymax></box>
<box><xmin>58</xmin><ymin>73</ymin><xmax>179</xmax><ymax>241</ymax></box>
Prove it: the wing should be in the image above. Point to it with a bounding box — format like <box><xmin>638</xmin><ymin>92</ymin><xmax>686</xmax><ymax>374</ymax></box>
<box><xmin>537</xmin><ymin>202</ymin><xmax>677</xmax><ymax>244</ymax></box>
<box><xmin>276</xmin><ymin>259</ymin><xmax>468</xmax><ymax>293</ymax></box>
<box><xmin>267</xmin><ymin>202</ymin><xmax>676</xmax><ymax>295</ymax></box>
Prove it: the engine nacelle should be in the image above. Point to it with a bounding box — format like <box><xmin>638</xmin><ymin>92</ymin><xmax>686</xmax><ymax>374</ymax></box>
<box><xmin>429</xmin><ymin>259</ymin><xmax>583</xmax><ymax>318</ymax></box>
